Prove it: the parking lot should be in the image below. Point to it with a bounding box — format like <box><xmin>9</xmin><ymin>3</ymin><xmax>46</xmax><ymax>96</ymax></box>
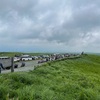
<box><xmin>1</xmin><ymin>60</ymin><xmax>41</xmax><ymax>74</ymax></box>
<box><xmin>1</xmin><ymin>53</ymin><xmax>81</xmax><ymax>74</ymax></box>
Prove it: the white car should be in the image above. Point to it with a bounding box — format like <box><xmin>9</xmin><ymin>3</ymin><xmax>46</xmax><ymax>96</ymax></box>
<box><xmin>14</xmin><ymin>57</ymin><xmax>20</xmax><ymax>62</ymax></box>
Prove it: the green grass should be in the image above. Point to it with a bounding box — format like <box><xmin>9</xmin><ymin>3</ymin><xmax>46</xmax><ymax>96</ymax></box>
<box><xmin>0</xmin><ymin>54</ymin><xmax>100</xmax><ymax>100</ymax></box>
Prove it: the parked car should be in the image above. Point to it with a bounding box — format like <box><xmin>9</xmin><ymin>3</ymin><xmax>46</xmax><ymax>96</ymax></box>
<box><xmin>38</xmin><ymin>59</ymin><xmax>47</xmax><ymax>63</ymax></box>
<box><xmin>14</xmin><ymin>57</ymin><xmax>20</xmax><ymax>62</ymax></box>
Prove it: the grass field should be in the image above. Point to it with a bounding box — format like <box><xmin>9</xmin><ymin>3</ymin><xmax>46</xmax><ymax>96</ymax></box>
<box><xmin>0</xmin><ymin>54</ymin><xmax>100</xmax><ymax>100</ymax></box>
<box><xmin>0</xmin><ymin>52</ymin><xmax>51</xmax><ymax>57</ymax></box>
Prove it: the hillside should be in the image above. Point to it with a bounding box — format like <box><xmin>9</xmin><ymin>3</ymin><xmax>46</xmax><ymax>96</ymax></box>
<box><xmin>0</xmin><ymin>54</ymin><xmax>100</xmax><ymax>100</ymax></box>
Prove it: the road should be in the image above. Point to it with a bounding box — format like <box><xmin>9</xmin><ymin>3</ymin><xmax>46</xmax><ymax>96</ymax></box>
<box><xmin>1</xmin><ymin>60</ymin><xmax>42</xmax><ymax>74</ymax></box>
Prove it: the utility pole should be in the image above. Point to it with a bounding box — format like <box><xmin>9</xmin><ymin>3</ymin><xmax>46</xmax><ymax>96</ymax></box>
<box><xmin>11</xmin><ymin>57</ymin><xmax>14</xmax><ymax>72</ymax></box>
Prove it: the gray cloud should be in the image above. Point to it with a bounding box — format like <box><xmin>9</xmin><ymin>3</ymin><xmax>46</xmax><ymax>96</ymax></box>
<box><xmin>0</xmin><ymin>0</ymin><xmax>100</xmax><ymax>52</ymax></box>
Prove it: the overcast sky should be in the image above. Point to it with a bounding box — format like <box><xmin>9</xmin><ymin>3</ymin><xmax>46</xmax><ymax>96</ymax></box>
<box><xmin>0</xmin><ymin>0</ymin><xmax>100</xmax><ymax>53</ymax></box>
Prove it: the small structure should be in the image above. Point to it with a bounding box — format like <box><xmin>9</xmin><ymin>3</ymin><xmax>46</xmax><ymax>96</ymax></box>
<box><xmin>81</xmin><ymin>52</ymin><xmax>84</xmax><ymax>55</ymax></box>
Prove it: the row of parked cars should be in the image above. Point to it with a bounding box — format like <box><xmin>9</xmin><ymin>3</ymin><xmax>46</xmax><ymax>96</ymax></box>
<box><xmin>14</xmin><ymin>53</ymin><xmax>81</xmax><ymax>63</ymax></box>
<box><xmin>37</xmin><ymin>53</ymin><xmax>81</xmax><ymax>63</ymax></box>
<box><xmin>14</xmin><ymin>55</ymin><xmax>38</xmax><ymax>62</ymax></box>
<box><xmin>0</xmin><ymin>53</ymin><xmax>81</xmax><ymax>70</ymax></box>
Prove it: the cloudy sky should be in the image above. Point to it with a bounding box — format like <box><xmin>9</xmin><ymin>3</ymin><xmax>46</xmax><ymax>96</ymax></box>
<box><xmin>0</xmin><ymin>0</ymin><xmax>100</xmax><ymax>53</ymax></box>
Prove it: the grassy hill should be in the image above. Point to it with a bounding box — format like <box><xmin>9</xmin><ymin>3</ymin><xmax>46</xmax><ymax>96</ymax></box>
<box><xmin>0</xmin><ymin>54</ymin><xmax>100</xmax><ymax>100</ymax></box>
